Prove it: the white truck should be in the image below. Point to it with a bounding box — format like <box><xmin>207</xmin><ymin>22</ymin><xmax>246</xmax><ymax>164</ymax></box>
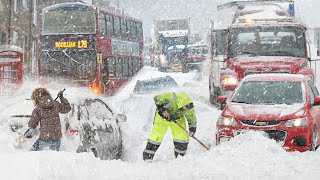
<box><xmin>152</xmin><ymin>18</ymin><xmax>191</xmax><ymax>72</ymax></box>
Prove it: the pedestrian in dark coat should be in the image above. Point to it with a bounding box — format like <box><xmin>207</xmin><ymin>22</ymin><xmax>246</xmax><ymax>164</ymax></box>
<box><xmin>27</xmin><ymin>88</ymin><xmax>71</xmax><ymax>151</ymax></box>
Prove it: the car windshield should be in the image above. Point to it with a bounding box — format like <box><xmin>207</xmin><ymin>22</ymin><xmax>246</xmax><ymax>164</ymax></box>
<box><xmin>231</xmin><ymin>81</ymin><xmax>304</xmax><ymax>105</ymax></box>
<box><xmin>133</xmin><ymin>77</ymin><xmax>179</xmax><ymax>95</ymax></box>
<box><xmin>188</xmin><ymin>47</ymin><xmax>208</xmax><ymax>55</ymax></box>
<box><xmin>228</xmin><ymin>26</ymin><xmax>306</xmax><ymax>58</ymax></box>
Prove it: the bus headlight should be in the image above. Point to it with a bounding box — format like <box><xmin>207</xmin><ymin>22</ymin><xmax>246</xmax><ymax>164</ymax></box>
<box><xmin>284</xmin><ymin>117</ymin><xmax>308</xmax><ymax>127</ymax></box>
<box><xmin>218</xmin><ymin>116</ymin><xmax>238</xmax><ymax>127</ymax></box>
<box><xmin>222</xmin><ymin>76</ymin><xmax>238</xmax><ymax>86</ymax></box>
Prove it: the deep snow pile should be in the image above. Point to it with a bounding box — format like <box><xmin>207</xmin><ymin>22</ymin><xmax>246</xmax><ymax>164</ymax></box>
<box><xmin>1</xmin><ymin>67</ymin><xmax>320</xmax><ymax>179</ymax></box>
<box><xmin>1</xmin><ymin>132</ymin><xmax>320</xmax><ymax>180</ymax></box>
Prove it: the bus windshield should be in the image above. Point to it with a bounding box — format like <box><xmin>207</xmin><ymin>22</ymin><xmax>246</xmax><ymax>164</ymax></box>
<box><xmin>43</xmin><ymin>5</ymin><xmax>96</xmax><ymax>34</ymax></box>
<box><xmin>228</xmin><ymin>26</ymin><xmax>306</xmax><ymax>58</ymax></box>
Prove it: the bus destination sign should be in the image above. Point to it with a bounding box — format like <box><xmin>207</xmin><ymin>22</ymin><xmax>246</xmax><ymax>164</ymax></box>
<box><xmin>55</xmin><ymin>40</ymin><xmax>88</xmax><ymax>49</ymax></box>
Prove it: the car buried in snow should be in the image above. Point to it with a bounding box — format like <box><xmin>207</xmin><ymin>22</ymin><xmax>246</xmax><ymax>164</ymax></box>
<box><xmin>120</xmin><ymin>76</ymin><xmax>181</xmax><ymax>130</ymax></box>
<box><xmin>2</xmin><ymin>94</ymin><xmax>127</xmax><ymax>160</ymax></box>
<box><xmin>215</xmin><ymin>74</ymin><xmax>320</xmax><ymax>152</ymax></box>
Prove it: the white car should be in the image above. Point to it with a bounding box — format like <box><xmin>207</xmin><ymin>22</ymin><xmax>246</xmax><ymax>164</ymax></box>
<box><xmin>2</xmin><ymin>94</ymin><xmax>127</xmax><ymax>160</ymax></box>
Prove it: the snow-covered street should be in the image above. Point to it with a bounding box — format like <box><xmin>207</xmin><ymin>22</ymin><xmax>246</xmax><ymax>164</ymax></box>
<box><xmin>2</xmin><ymin>0</ymin><xmax>320</xmax><ymax>179</ymax></box>
<box><xmin>1</xmin><ymin>67</ymin><xmax>320</xmax><ymax>180</ymax></box>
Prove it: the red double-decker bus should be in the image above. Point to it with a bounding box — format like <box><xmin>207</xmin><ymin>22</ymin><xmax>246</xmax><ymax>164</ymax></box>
<box><xmin>41</xmin><ymin>2</ymin><xmax>143</xmax><ymax>94</ymax></box>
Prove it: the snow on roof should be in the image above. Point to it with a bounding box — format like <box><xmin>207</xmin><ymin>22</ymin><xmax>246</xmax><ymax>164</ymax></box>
<box><xmin>0</xmin><ymin>45</ymin><xmax>23</xmax><ymax>53</ymax></box>
<box><xmin>43</xmin><ymin>2</ymin><xmax>92</xmax><ymax>12</ymax></box>
<box><xmin>235</xmin><ymin>4</ymin><xmax>292</xmax><ymax>23</ymax></box>
<box><xmin>243</xmin><ymin>73</ymin><xmax>307</xmax><ymax>82</ymax></box>
<box><xmin>159</xmin><ymin>30</ymin><xmax>189</xmax><ymax>37</ymax></box>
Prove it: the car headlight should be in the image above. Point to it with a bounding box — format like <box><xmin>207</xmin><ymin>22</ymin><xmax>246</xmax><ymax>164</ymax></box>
<box><xmin>284</xmin><ymin>117</ymin><xmax>308</xmax><ymax>127</ymax></box>
<box><xmin>222</xmin><ymin>76</ymin><xmax>238</xmax><ymax>86</ymax></box>
<box><xmin>218</xmin><ymin>116</ymin><xmax>238</xmax><ymax>127</ymax></box>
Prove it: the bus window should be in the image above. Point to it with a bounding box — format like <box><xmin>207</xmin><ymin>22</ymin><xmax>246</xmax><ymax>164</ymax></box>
<box><xmin>123</xmin><ymin>59</ymin><xmax>129</xmax><ymax>78</ymax></box>
<box><xmin>128</xmin><ymin>21</ymin><xmax>134</xmax><ymax>40</ymax></box>
<box><xmin>106</xmin><ymin>14</ymin><xmax>114</xmax><ymax>36</ymax></box>
<box><xmin>132</xmin><ymin>22</ymin><xmax>137</xmax><ymax>41</ymax></box>
<box><xmin>137</xmin><ymin>22</ymin><xmax>143</xmax><ymax>40</ymax></box>
<box><xmin>115</xmin><ymin>58</ymin><xmax>123</xmax><ymax>79</ymax></box>
<box><xmin>99</xmin><ymin>13</ymin><xmax>107</xmax><ymax>36</ymax></box>
<box><xmin>126</xmin><ymin>19</ymin><xmax>131</xmax><ymax>40</ymax></box>
<box><xmin>108</xmin><ymin>58</ymin><xmax>115</xmax><ymax>72</ymax></box>
<box><xmin>120</xmin><ymin>18</ymin><xmax>127</xmax><ymax>38</ymax></box>
<box><xmin>129</xmin><ymin>59</ymin><xmax>134</xmax><ymax>76</ymax></box>
<box><xmin>114</xmin><ymin>16</ymin><xmax>120</xmax><ymax>37</ymax></box>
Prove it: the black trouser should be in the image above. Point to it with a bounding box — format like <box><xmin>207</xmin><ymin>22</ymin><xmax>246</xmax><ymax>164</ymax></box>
<box><xmin>143</xmin><ymin>141</ymin><xmax>189</xmax><ymax>160</ymax></box>
<box><xmin>143</xmin><ymin>142</ymin><xmax>160</xmax><ymax>160</ymax></box>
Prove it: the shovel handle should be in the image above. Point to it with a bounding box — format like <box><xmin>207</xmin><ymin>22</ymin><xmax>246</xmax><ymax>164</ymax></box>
<box><xmin>54</xmin><ymin>89</ymin><xmax>66</xmax><ymax>101</ymax></box>
<box><xmin>173</xmin><ymin>121</ymin><xmax>210</xmax><ymax>150</ymax></box>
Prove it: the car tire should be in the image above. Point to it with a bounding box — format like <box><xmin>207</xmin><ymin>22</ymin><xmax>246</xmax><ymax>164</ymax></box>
<box><xmin>311</xmin><ymin>126</ymin><xmax>318</xmax><ymax>151</ymax></box>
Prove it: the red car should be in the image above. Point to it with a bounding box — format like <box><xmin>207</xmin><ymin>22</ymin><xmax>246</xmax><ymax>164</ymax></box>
<box><xmin>216</xmin><ymin>74</ymin><xmax>320</xmax><ymax>152</ymax></box>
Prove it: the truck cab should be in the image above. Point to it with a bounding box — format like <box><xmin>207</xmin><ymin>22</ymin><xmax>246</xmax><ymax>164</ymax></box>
<box><xmin>158</xmin><ymin>30</ymin><xmax>189</xmax><ymax>72</ymax></box>
<box><xmin>209</xmin><ymin>0</ymin><xmax>314</xmax><ymax>104</ymax></box>
<box><xmin>153</xmin><ymin>18</ymin><xmax>191</xmax><ymax>72</ymax></box>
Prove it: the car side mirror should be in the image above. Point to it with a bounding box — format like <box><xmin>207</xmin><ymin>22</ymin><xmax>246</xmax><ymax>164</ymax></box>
<box><xmin>217</xmin><ymin>96</ymin><xmax>227</xmax><ymax>103</ymax></box>
<box><xmin>117</xmin><ymin>114</ymin><xmax>127</xmax><ymax>122</ymax></box>
<box><xmin>217</xmin><ymin>96</ymin><xmax>227</xmax><ymax>110</ymax></box>
<box><xmin>314</xmin><ymin>97</ymin><xmax>320</xmax><ymax>106</ymax></box>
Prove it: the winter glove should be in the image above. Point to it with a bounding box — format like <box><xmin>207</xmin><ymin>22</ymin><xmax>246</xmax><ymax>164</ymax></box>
<box><xmin>57</xmin><ymin>90</ymin><xmax>64</xmax><ymax>99</ymax></box>
<box><xmin>156</xmin><ymin>105</ymin><xmax>166</xmax><ymax>114</ymax></box>
<box><xmin>189</xmin><ymin>127</ymin><xmax>196</xmax><ymax>137</ymax></box>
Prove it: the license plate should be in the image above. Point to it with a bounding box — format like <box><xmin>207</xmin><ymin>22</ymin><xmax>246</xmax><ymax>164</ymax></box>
<box><xmin>234</xmin><ymin>130</ymin><xmax>269</xmax><ymax>138</ymax></box>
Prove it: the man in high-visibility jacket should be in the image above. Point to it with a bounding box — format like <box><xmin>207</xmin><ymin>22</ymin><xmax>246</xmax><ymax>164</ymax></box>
<box><xmin>143</xmin><ymin>91</ymin><xmax>197</xmax><ymax>161</ymax></box>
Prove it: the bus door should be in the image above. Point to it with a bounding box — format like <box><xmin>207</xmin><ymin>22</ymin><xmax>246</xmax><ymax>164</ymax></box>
<box><xmin>210</xmin><ymin>29</ymin><xmax>227</xmax><ymax>88</ymax></box>
<box><xmin>0</xmin><ymin>46</ymin><xmax>23</xmax><ymax>97</ymax></box>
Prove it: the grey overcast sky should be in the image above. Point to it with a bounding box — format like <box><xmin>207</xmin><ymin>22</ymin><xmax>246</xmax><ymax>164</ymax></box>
<box><xmin>84</xmin><ymin>0</ymin><xmax>320</xmax><ymax>36</ymax></box>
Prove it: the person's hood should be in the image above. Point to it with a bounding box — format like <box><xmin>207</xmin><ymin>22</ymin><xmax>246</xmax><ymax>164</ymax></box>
<box><xmin>38</xmin><ymin>95</ymin><xmax>54</xmax><ymax>109</ymax></box>
<box><xmin>176</xmin><ymin>92</ymin><xmax>193</xmax><ymax>109</ymax></box>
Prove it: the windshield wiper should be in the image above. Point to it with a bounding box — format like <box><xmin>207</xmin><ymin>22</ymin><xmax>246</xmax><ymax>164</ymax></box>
<box><xmin>260</xmin><ymin>51</ymin><xmax>299</xmax><ymax>57</ymax></box>
<box><xmin>237</xmin><ymin>51</ymin><xmax>257</xmax><ymax>56</ymax></box>
<box><xmin>231</xmin><ymin>101</ymin><xmax>251</xmax><ymax>104</ymax></box>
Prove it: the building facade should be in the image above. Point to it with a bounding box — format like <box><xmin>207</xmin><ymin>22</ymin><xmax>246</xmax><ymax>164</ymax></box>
<box><xmin>0</xmin><ymin>0</ymin><xmax>85</xmax><ymax>76</ymax></box>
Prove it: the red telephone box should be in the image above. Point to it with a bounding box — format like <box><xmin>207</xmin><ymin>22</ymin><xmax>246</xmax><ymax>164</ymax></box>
<box><xmin>0</xmin><ymin>45</ymin><xmax>23</xmax><ymax>97</ymax></box>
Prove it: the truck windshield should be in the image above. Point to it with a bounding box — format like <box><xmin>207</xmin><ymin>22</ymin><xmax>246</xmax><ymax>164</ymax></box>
<box><xmin>43</xmin><ymin>5</ymin><xmax>96</xmax><ymax>34</ymax></box>
<box><xmin>228</xmin><ymin>26</ymin><xmax>306</xmax><ymax>58</ymax></box>
<box><xmin>231</xmin><ymin>81</ymin><xmax>304</xmax><ymax>105</ymax></box>
<box><xmin>160</xmin><ymin>36</ymin><xmax>188</xmax><ymax>46</ymax></box>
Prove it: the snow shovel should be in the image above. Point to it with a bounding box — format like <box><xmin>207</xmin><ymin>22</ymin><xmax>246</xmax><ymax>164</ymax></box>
<box><xmin>54</xmin><ymin>89</ymin><xmax>66</xmax><ymax>101</ymax></box>
<box><xmin>16</xmin><ymin>128</ymin><xmax>32</xmax><ymax>144</ymax></box>
<box><xmin>173</xmin><ymin>121</ymin><xmax>210</xmax><ymax>150</ymax></box>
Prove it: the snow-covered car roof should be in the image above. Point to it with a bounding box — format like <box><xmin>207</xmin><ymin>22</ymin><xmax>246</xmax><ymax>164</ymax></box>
<box><xmin>242</xmin><ymin>73</ymin><xmax>309</xmax><ymax>82</ymax></box>
<box><xmin>230</xmin><ymin>22</ymin><xmax>305</xmax><ymax>28</ymax></box>
<box><xmin>132</xmin><ymin>76</ymin><xmax>181</xmax><ymax>95</ymax></box>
